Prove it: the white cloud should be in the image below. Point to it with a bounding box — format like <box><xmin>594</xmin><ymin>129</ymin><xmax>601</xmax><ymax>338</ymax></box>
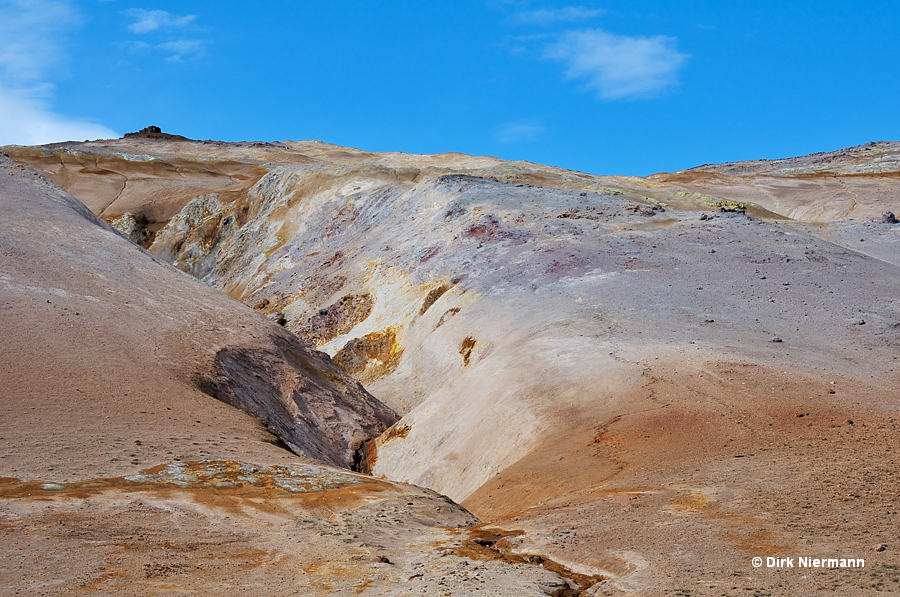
<box><xmin>495</xmin><ymin>121</ymin><xmax>546</xmax><ymax>143</ymax></box>
<box><xmin>0</xmin><ymin>87</ymin><xmax>118</xmax><ymax>145</ymax></box>
<box><xmin>120</xmin><ymin>9</ymin><xmax>206</xmax><ymax>61</ymax></box>
<box><xmin>512</xmin><ymin>6</ymin><xmax>606</xmax><ymax>26</ymax></box>
<box><xmin>0</xmin><ymin>1</ymin><xmax>118</xmax><ymax>145</ymax></box>
<box><xmin>0</xmin><ymin>0</ymin><xmax>80</xmax><ymax>80</ymax></box>
<box><xmin>157</xmin><ymin>39</ymin><xmax>205</xmax><ymax>61</ymax></box>
<box><xmin>545</xmin><ymin>29</ymin><xmax>688</xmax><ymax>99</ymax></box>
<box><xmin>125</xmin><ymin>8</ymin><xmax>196</xmax><ymax>34</ymax></box>
<box><xmin>122</xmin><ymin>38</ymin><xmax>206</xmax><ymax>62</ymax></box>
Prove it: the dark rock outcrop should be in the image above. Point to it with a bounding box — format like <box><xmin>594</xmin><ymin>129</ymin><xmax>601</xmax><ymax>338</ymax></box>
<box><xmin>124</xmin><ymin>125</ymin><xmax>190</xmax><ymax>141</ymax></box>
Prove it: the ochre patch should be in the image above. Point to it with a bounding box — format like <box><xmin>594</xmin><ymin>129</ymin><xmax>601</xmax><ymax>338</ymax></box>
<box><xmin>459</xmin><ymin>336</ymin><xmax>476</xmax><ymax>366</ymax></box>
<box><xmin>333</xmin><ymin>326</ymin><xmax>404</xmax><ymax>384</ymax></box>
<box><xmin>420</xmin><ymin>283</ymin><xmax>450</xmax><ymax>315</ymax></box>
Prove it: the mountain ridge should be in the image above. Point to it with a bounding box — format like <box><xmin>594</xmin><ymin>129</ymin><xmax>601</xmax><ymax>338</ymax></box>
<box><xmin>2</xmin><ymin>136</ymin><xmax>899</xmax><ymax>595</ymax></box>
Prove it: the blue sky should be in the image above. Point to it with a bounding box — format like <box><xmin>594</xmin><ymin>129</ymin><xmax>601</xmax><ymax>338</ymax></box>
<box><xmin>1</xmin><ymin>0</ymin><xmax>898</xmax><ymax>175</ymax></box>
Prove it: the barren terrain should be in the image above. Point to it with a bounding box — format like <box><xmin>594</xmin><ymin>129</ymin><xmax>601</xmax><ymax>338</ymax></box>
<box><xmin>2</xmin><ymin>135</ymin><xmax>899</xmax><ymax>595</ymax></box>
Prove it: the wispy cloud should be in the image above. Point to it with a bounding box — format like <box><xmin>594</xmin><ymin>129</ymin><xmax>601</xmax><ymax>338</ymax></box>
<box><xmin>495</xmin><ymin>121</ymin><xmax>546</xmax><ymax>143</ymax></box>
<box><xmin>0</xmin><ymin>0</ymin><xmax>79</xmax><ymax>80</ymax></box>
<box><xmin>157</xmin><ymin>39</ymin><xmax>205</xmax><ymax>61</ymax></box>
<box><xmin>125</xmin><ymin>8</ymin><xmax>196</xmax><ymax>34</ymax></box>
<box><xmin>121</xmin><ymin>8</ymin><xmax>206</xmax><ymax>61</ymax></box>
<box><xmin>125</xmin><ymin>38</ymin><xmax>206</xmax><ymax>61</ymax></box>
<box><xmin>511</xmin><ymin>6</ymin><xmax>606</xmax><ymax>26</ymax></box>
<box><xmin>0</xmin><ymin>0</ymin><xmax>118</xmax><ymax>145</ymax></box>
<box><xmin>544</xmin><ymin>29</ymin><xmax>688</xmax><ymax>99</ymax></box>
<box><xmin>0</xmin><ymin>87</ymin><xmax>117</xmax><ymax>145</ymax></box>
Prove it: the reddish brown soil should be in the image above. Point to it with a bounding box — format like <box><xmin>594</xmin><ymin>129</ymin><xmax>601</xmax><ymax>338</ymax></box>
<box><xmin>464</xmin><ymin>362</ymin><xmax>900</xmax><ymax>595</ymax></box>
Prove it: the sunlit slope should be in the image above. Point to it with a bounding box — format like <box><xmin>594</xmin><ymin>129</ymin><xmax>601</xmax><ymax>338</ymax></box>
<box><xmin>5</xmin><ymin>137</ymin><xmax>900</xmax><ymax>593</ymax></box>
<box><xmin>0</xmin><ymin>152</ymin><xmax>396</xmax><ymax>479</ymax></box>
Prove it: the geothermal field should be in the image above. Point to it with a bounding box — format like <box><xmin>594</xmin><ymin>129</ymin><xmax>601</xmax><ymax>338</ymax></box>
<box><xmin>1</xmin><ymin>130</ymin><xmax>899</xmax><ymax>595</ymax></box>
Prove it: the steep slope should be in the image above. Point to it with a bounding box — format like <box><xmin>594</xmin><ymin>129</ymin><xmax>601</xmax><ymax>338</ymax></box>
<box><xmin>0</xmin><ymin>150</ymin><xmax>608</xmax><ymax>596</ymax></box>
<box><xmin>0</xmin><ymin>152</ymin><xmax>396</xmax><ymax>476</ymax></box>
<box><xmin>5</xmin><ymin>138</ymin><xmax>900</xmax><ymax>594</ymax></box>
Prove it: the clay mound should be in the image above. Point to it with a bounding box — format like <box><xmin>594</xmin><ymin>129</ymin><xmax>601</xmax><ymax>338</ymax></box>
<box><xmin>5</xmin><ymin>138</ymin><xmax>900</xmax><ymax>594</ymax></box>
<box><xmin>71</xmin><ymin>140</ymin><xmax>896</xmax><ymax>595</ymax></box>
<box><xmin>0</xmin><ymin>151</ymin><xmax>591</xmax><ymax>597</ymax></box>
<box><xmin>0</xmin><ymin>459</ymin><xmax>580</xmax><ymax>596</ymax></box>
<box><xmin>687</xmin><ymin>141</ymin><xmax>900</xmax><ymax>177</ymax></box>
<box><xmin>649</xmin><ymin>141</ymin><xmax>900</xmax><ymax>221</ymax></box>
<box><xmin>1</xmin><ymin>137</ymin><xmax>643</xmax><ymax>255</ymax></box>
<box><xmin>9</xmin><ymin>136</ymin><xmax>900</xmax><ymax>242</ymax></box>
<box><xmin>0</xmin><ymin>153</ymin><xmax>396</xmax><ymax>479</ymax></box>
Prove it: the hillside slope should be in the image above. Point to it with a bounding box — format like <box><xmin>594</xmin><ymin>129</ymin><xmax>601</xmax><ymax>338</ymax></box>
<box><xmin>1</xmin><ymin>150</ymin><xmax>605</xmax><ymax>596</ymax></box>
<box><xmin>650</xmin><ymin>141</ymin><xmax>900</xmax><ymax>222</ymax></box>
<box><xmin>5</xmin><ymin>137</ymin><xmax>900</xmax><ymax>594</ymax></box>
<box><xmin>0</xmin><ymin>152</ymin><xmax>396</xmax><ymax>476</ymax></box>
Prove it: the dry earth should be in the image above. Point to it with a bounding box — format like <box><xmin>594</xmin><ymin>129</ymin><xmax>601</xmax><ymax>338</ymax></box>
<box><xmin>3</xmin><ymin>133</ymin><xmax>900</xmax><ymax>595</ymax></box>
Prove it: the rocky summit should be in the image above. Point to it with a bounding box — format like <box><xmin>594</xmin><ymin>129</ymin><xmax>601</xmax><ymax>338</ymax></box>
<box><xmin>1</xmin><ymin>135</ymin><xmax>899</xmax><ymax>595</ymax></box>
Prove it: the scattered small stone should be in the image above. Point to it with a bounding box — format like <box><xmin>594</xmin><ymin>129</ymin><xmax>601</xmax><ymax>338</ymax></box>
<box><xmin>771</xmin><ymin>337</ymin><xmax>782</xmax><ymax>343</ymax></box>
<box><xmin>875</xmin><ymin>544</ymin><xmax>888</xmax><ymax>552</ymax></box>
<box><xmin>377</xmin><ymin>555</ymin><xmax>393</xmax><ymax>564</ymax></box>
<box><xmin>847</xmin><ymin>420</ymin><xmax>854</xmax><ymax>425</ymax></box>
<box><xmin>882</xmin><ymin>211</ymin><xmax>898</xmax><ymax>224</ymax></box>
